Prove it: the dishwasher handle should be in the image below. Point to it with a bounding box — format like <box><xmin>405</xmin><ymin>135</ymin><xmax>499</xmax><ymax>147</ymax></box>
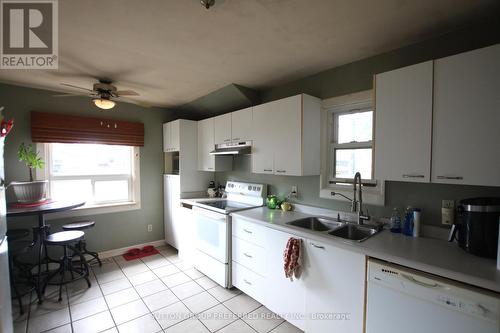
<box><xmin>401</xmin><ymin>273</ymin><xmax>441</xmax><ymax>289</ymax></box>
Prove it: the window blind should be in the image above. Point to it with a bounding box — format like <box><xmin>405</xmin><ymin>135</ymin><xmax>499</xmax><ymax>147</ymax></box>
<box><xmin>31</xmin><ymin>111</ymin><xmax>144</xmax><ymax>146</ymax></box>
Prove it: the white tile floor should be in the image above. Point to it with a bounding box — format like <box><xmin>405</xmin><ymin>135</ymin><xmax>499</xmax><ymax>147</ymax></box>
<box><xmin>12</xmin><ymin>246</ymin><xmax>303</xmax><ymax>333</ymax></box>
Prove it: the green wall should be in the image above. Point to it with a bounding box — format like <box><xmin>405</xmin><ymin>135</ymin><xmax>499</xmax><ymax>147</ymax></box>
<box><xmin>1</xmin><ymin>83</ymin><xmax>174</xmax><ymax>252</ymax></box>
<box><xmin>217</xmin><ymin>18</ymin><xmax>500</xmax><ymax>228</ymax></box>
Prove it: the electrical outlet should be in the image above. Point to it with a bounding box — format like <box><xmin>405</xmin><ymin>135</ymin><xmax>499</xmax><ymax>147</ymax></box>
<box><xmin>442</xmin><ymin>200</ymin><xmax>454</xmax><ymax>209</ymax></box>
<box><xmin>290</xmin><ymin>185</ymin><xmax>298</xmax><ymax>198</ymax></box>
<box><xmin>147</xmin><ymin>224</ymin><xmax>152</xmax><ymax>232</ymax></box>
<box><xmin>442</xmin><ymin>200</ymin><xmax>455</xmax><ymax>225</ymax></box>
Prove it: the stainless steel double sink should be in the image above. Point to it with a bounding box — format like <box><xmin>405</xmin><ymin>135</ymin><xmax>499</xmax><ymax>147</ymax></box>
<box><xmin>286</xmin><ymin>216</ymin><xmax>381</xmax><ymax>242</ymax></box>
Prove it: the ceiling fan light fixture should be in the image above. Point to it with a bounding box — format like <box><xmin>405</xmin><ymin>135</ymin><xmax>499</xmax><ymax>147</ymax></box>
<box><xmin>93</xmin><ymin>98</ymin><xmax>116</xmax><ymax>110</ymax></box>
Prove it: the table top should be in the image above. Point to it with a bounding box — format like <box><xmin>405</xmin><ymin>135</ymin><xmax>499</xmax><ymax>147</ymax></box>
<box><xmin>7</xmin><ymin>200</ymin><xmax>86</xmax><ymax>217</ymax></box>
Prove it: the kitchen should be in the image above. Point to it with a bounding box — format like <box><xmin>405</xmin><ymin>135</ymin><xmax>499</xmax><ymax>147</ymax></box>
<box><xmin>1</xmin><ymin>1</ymin><xmax>500</xmax><ymax>333</ymax></box>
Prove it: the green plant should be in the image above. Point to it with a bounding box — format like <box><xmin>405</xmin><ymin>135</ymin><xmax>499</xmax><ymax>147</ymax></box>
<box><xmin>18</xmin><ymin>142</ymin><xmax>44</xmax><ymax>182</ymax></box>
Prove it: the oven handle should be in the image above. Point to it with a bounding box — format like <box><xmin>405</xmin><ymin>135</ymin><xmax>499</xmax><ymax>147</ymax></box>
<box><xmin>192</xmin><ymin>206</ymin><xmax>227</xmax><ymax>222</ymax></box>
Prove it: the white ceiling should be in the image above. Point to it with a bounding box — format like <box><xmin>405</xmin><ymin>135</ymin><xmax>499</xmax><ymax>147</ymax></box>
<box><xmin>0</xmin><ymin>0</ymin><xmax>497</xmax><ymax>108</ymax></box>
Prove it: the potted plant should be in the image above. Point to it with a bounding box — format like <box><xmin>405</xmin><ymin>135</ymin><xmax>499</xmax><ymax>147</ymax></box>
<box><xmin>10</xmin><ymin>142</ymin><xmax>48</xmax><ymax>203</ymax></box>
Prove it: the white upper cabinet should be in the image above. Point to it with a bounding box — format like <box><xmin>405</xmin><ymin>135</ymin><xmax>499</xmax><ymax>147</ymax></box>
<box><xmin>252</xmin><ymin>101</ymin><xmax>276</xmax><ymax>174</ymax></box>
<box><xmin>214</xmin><ymin>113</ymin><xmax>232</xmax><ymax>144</ymax></box>
<box><xmin>231</xmin><ymin>107</ymin><xmax>253</xmax><ymax>142</ymax></box>
<box><xmin>432</xmin><ymin>44</ymin><xmax>500</xmax><ymax>186</ymax></box>
<box><xmin>304</xmin><ymin>239</ymin><xmax>365</xmax><ymax>333</ymax></box>
<box><xmin>163</xmin><ymin>120</ymin><xmax>180</xmax><ymax>152</ymax></box>
<box><xmin>197</xmin><ymin>118</ymin><xmax>232</xmax><ymax>172</ymax></box>
<box><xmin>374</xmin><ymin>61</ymin><xmax>433</xmax><ymax>183</ymax></box>
<box><xmin>197</xmin><ymin>118</ymin><xmax>215</xmax><ymax>171</ymax></box>
<box><xmin>252</xmin><ymin>94</ymin><xmax>321</xmax><ymax>176</ymax></box>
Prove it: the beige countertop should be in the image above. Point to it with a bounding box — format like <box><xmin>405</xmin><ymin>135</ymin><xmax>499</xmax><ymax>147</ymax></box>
<box><xmin>231</xmin><ymin>207</ymin><xmax>500</xmax><ymax>293</ymax></box>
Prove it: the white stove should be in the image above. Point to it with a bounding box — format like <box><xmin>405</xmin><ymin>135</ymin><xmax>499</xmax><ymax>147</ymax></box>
<box><xmin>190</xmin><ymin>181</ymin><xmax>266</xmax><ymax>288</ymax></box>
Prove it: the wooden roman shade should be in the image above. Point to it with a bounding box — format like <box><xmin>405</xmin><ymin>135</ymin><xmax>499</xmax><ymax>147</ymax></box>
<box><xmin>31</xmin><ymin>111</ymin><xmax>144</xmax><ymax>146</ymax></box>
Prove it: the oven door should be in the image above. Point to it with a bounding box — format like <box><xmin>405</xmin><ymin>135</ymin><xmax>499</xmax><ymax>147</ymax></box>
<box><xmin>193</xmin><ymin>206</ymin><xmax>229</xmax><ymax>263</ymax></box>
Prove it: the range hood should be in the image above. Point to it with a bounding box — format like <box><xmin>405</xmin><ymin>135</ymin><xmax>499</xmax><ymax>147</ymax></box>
<box><xmin>210</xmin><ymin>141</ymin><xmax>252</xmax><ymax>155</ymax></box>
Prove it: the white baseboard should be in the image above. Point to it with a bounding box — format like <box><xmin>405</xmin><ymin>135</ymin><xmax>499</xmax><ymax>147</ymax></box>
<box><xmin>98</xmin><ymin>239</ymin><xmax>167</xmax><ymax>259</ymax></box>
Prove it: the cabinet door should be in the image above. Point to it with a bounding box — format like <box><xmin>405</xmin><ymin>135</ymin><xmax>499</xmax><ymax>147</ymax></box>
<box><xmin>432</xmin><ymin>44</ymin><xmax>500</xmax><ymax>186</ymax></box>
<box><xmin>171</xmin><ymin>120</ymin><xmax>180</xmax><ymax>151</ymax></box>
<box><xmin>265</xmin><ymin>228</ymin><xmax>306</xmax><ymax>330</ymax></box>
<box><xmin>169</xmin><ymin>175</ymin><xmax>181</xmax><ymax>249</ymax></box>
<box><xmin>304</xmin><ymin>239</ymin><xmax>365</xmax><ymax>333</ymax></box>
<box><xmin>231</xmin><ymin>107</ymin><xmax>253</xmax><ymax>142</ymax></box>
<box><xmin>214</xmin><ymin>113</ymin><xmax>232</xmax><ymax>145</ymax></box>
<box><xmin>197</xmin><ymin>118</ymin><xmax>215</xmax><ymax>171</ymax></box>
<box><xmin>374</xmin><ymin>61</ymin><xmax>433</xmax><ymax>183</ymax></box>
<box><xmin>163</xmin><ymin>175</ymin><xmax>173</xmax><ymax>245</ymax></box>
<box><xmin>163</xmin><ymin>123</ymin><xmax>170</xmax><ymax>152</ymax></box>
<box><xmin>273</xmin><ymin>95</ymin><xmax>302</xmax><ymax>176</ymax></box>
<box><xmin>252</xmin><ymin>103</ymin><xmax>275</xmax><ymax>174</ymax></box>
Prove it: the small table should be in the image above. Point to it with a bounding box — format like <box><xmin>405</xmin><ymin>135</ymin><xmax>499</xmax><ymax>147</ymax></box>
<box><xmin>7</xmin><ymin>200</ymin><xmax>85</xmax><ymax>303</ymax></box>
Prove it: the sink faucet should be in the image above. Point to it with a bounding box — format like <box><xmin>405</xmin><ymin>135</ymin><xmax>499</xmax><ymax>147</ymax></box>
<box><xmin>353</xmin><ymin>172</ymin><xmax>370</xmax><ymax>225</ymax></box>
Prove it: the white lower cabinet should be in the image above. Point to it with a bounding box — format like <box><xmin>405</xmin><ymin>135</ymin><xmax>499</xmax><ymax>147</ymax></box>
<box><xmin>264</xmin><ymin>227</ymin><xmax>306</xmax><ymax>330</ymax></box>
<box><xmin>304</xmin><ymin>239</ymin><xmax>366</xmax><ymax>333</ymax></box>
<box><xmin>231</xmin><ymin>217</ymin><xmax>367</xmax><ymax>333</ymax></box>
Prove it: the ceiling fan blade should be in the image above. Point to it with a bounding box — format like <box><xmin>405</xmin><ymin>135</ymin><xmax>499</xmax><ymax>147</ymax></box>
<box><xmin>60</xmin><ymin>83</ymin><xmax>94</xmax><ymax>92</ymax></box>
<box><xmin>116</xmin><ymin>90</ymin><xmax>139</xmax><ymax>96</ymax></box>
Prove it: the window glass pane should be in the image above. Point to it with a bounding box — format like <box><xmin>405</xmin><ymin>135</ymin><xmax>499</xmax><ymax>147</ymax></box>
<box><xmin>337</xmin><ymin>111</ymin><xmax>373</xmax><ymax>144</ymax></box>
<box><xmin>51</xmin><ymin>180</ymin><xmax>92</xmax><ymax>202</ymax></box>
<box><xmin>94</xmin><ymin>180</ymin><xmax>129</xmax><ymax>202</ymax></box>
<box><xmin>335</xmin><ymin>148</ymin><xmax>372</xmax><ymax>179</ymax></box>
<box><xmin>51</xmin><ymin>143</ymin><xmax>132</xmax><ymax>176</ymax></box>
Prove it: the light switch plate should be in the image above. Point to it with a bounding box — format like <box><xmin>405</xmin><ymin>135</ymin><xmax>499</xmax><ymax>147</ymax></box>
<box><xmin>442</xmin><ymin>200</ymin><xmax>455</xmax><ymax>225</ymax></box>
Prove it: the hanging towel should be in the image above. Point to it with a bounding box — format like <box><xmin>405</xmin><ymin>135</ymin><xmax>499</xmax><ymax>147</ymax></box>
<box><xmin>283</xmin><ymin>237</ymin><xmax>302</xmax><ymax>281</ymax></box>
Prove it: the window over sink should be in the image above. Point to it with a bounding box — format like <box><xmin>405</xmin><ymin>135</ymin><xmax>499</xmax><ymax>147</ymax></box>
<box><xmin>37</xmin><ymin>142</ymin><xmax>141</xmax><ymax>216</ymax></box>
<box><xmin>320</xmin><ymin>90</ymin><xmax>383</xmax><ymax>205</ymax></box>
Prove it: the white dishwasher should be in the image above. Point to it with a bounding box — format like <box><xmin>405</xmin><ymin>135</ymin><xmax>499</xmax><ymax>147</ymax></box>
<box><xmin>366</xmin><ymin>259</ymin><xmax>500</xmax><ymax>333</ymax></box>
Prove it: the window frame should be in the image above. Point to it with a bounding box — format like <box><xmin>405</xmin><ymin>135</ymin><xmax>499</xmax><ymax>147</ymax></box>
<box><xmin>319</xmin><ymin>90</ymin><xmax>384</xmax><ymax>206</ymax></box>
<box><xmin>36</xmin><ymin>142</ymin><xmax>141</xmax><ymax>218</ymax></box>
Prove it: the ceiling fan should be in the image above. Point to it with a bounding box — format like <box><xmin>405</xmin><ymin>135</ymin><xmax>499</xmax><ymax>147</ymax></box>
<box><xmin>55</xmin><ymin>79</ymin><xmax>140</xmax><ymax>110</ymax></box>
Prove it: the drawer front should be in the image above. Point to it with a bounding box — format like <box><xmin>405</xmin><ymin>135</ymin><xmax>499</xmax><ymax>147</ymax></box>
<box><xmin>232</xmin><ymin>236</ymin><xmax>266</xmax><ymax>276</ymax></box>
<box><xmin>232</xmin><ymin>217</ymin><xmax>266</xmax><ymax>247</ymax></box>
<box><xmin>232</xmin><ymin>261</ymin><xmax>265</xmax><ymax>304</ymax></box>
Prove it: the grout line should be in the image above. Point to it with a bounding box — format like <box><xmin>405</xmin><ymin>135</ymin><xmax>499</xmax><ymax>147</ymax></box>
<box><xmin>87</xmin><ymin>264</ymin><xmax>119</xmax><ymax>332</ymax></box>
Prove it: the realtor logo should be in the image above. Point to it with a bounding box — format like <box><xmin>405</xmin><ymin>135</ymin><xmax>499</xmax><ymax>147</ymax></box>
<box><xmin>1</xmin><ymin>0</ymin><xmax>58</xmax><ymax>69</ymax></box>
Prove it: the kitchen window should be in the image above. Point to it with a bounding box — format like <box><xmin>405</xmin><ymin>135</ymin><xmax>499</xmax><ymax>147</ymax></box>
<box><xmin>37</xmin><ymin>142</ymin><xmax>141</xmax><ymax>215</ymax></box>
<box><xmin>329</xmin><ymin>105</ymin><xmax>374</xmax><ymax>183</ymax></box>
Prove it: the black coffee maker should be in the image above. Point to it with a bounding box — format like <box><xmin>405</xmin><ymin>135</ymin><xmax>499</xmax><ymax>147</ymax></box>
<box><xmin>448</xmin><ymin>197</ymin><xmax>500</xmax><ymax>259</ymax></box>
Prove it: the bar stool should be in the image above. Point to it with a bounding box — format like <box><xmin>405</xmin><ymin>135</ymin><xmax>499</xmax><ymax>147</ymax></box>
<box><xmin>62</xmin><ymin>220</ymin><xmax>101</xmax><ymax>267</ymax></box>
<box><xmin>43</xmin><ymin>231</ymin><xmax>91</xmax><ymax>301</ymax></box>
<box><xmin>8</xmin><ymin>237</ymin><xmax>37</xmax><ymax>314</ymax></box>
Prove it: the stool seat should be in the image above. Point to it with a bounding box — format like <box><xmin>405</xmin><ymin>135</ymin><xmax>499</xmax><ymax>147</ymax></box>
<box><xmin>62</xmin><ymin>221</ymin><xmax>95</xmax><ymax>231</ymax></box>
<box><xmin>45</xmin><ymin>231</ymin><xmax>84</xmax><ymax>245</ymax></box>
<box><xmin>6</xmin><ymin>229</ymin><xmax>30</xmax><ymax>241</ymax></box>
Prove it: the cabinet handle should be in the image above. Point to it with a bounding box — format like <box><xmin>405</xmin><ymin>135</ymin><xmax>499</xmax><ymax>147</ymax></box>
<box><xmin>311</xmin><ymin>243</ymin><xmax>325</xmax><ymax>249</ymax></box>
<box><xmin>437</xmin><ymin>176</ymin><xmax>463</xmax><ymax>180</ymax></box>
<box><xmin>276</xmin><ymin>170</ymin><xmax>286</xmax><ymax>173</ymax></box>
<box><xmin>243</xmin><ymin>253</ymin><xmax>253</xmax><ymax>258</ymax></box>
<box><xmin>263</xmin><ymin>169</ymin><xmax>273</xmax><ymax>172</ymax></box>
<box><xmin>224</xmin><ymin>139</ymin><xmax>231</xmax><ymax>142</ymax></box>
<box><xmin>233</xmin><ymin>138</ymin><xmax>240</xmax><ymax>141</ymax></box>
<box><xmin>207</xmin><ymin>167</ymin><xmax>214</xmax><ymax>170</ymax></box>
<box><xmin>243</xmin><ymin>228</ymin><xmax>253</xmax><ymax>234</ymax></box>
<box><xmin>243</xmin><ymin>279</ymin><xmax>252</xmax><ymax>285</ymax></box>
<box><xmin>402</xmin><ymin>174</ymin><xmax>424</xmax><ymax>178</ymax></box>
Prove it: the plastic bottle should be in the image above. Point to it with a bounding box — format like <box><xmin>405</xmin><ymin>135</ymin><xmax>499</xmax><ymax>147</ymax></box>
<box><xmin>412</xmin><ymin>208</ymin><xmax>421</xmax><ymax>237</ymax></box>
<box><xmin>390</xmin><ymin>208</ymin><xmax>402</xmax><ymax>233</ymax></box>
<box><xmin>402</xmin><ymin>206</ymin><xmax>414</xmax><ymax>236</ymax></box>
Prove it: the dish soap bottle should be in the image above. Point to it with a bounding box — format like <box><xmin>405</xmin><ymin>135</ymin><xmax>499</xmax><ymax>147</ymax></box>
<box><xmin>390</xmin><ymin>208</ymin><xmax>402</xmax><ymax>233</ymax></box>
<box><xmin>402</xmin><ymin>206</ymin><xmax>414</xmax><ymax>236</ymax></box>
